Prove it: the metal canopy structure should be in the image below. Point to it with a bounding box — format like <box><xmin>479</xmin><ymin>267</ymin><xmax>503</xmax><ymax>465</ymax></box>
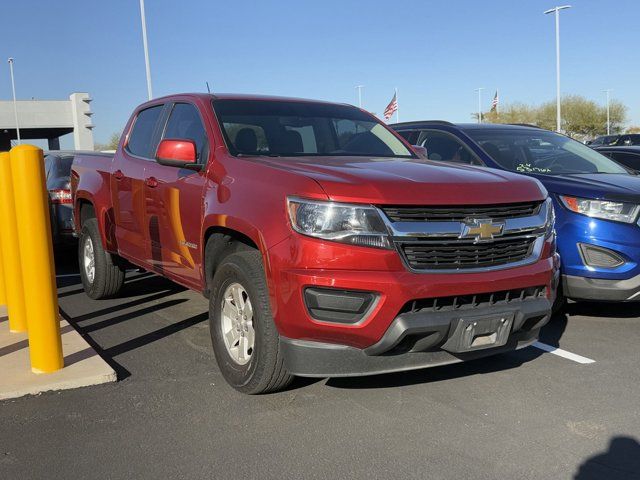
<box><xmin>0</xmin><ymin>93</ymin><xmax>94</xmax><ymax>151</ymax></box>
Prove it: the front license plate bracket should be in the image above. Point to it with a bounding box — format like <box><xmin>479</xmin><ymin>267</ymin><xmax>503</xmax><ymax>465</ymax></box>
<box><xmin>441</xmin><ymin>312</ymin><xmax>514</xmax><ymax>353</ymax></box>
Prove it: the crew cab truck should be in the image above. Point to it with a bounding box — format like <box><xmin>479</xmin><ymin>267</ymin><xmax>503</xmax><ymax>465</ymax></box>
<box><xmin>71</xmin><ymin>94</ymin><xmax>559</xmax><ymax>394</ymax></box>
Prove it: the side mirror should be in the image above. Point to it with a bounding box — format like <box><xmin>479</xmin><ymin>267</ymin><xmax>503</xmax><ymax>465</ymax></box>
<box><xmin>156</xmin><ymin>139</ymin><xmax>201</xmax><ymax>170</ymax></box>
<box><xmin>412</xmin><ymin>145</ymin><xmax>428</xmax><ymax>159</ymax></box>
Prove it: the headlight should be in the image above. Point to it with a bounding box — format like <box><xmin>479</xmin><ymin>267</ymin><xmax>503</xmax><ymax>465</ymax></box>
<box><xmin>287</xmin><ymin>197</ymin><xmax>391</xmax><ymax>249</ymax></box>
<box><xmin>544</xmin><ymin>197</ymin><xmax>555</xmax><ymax>237</ymax></box>
<box><xmin>559</xmin><ymin>195</ymin><xmax>640</xmax><ymax>224</ymax></box>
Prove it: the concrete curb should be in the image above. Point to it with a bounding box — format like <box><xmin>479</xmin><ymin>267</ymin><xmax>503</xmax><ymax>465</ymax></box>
<box><xmin>0</xmin><ymin>305</ymin><xmax>116</xmax><ymax>400</ymax></box>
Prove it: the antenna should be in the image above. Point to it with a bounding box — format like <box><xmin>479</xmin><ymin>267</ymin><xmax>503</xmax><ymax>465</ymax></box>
<box><xmin>206</xmin><ymin>81</ymin><xmax>211</xmax><ymax>94</ymax></box>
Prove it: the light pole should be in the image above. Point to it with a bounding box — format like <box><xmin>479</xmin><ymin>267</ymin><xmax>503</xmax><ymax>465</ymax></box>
<box><xmin>544</xmin><ymin>5</ymin><xmax>571</xmax><ymax>133</ymax></box>
<box><xmin>603</xmin><ymin>89</ymin><xmax>612</xmax><ymax>135</ymax></box>
<box><xmin>355</xmin><ymin>85</ymin><xmax>364</xmax><ymax>108</ymax></box>
<box><xmin>139</xmin><ymin>0</ymin><xmax>153</xmax><ymax>100</ymax></box>
<box><xmin>8</xmin><ymin>58</ymin><xmax>20</xmax><ymax>144</ymax></box>
<box><xmin>475</xmin><ymin>87</ymin><xmax>484</xmax><ymax>123</ymax></box>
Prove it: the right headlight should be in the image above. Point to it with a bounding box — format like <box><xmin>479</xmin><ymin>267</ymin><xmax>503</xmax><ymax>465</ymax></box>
<box><xmin>559</xmin><ymin>195</ymin><xmax>640</xmax><ymax>224</ymax></box>
<box><xmin>544</xmin><ymin>197</ymin><xmax>555</xmax><ymax>237</ymax></box>
<box><xmin>287</xmin><ymin>197</ymin><xmax>392</xmax><ymax>249</ymax></box>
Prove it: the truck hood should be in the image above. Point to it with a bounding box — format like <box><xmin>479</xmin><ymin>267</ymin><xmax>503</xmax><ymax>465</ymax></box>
<box><xmin>529</xmin><ymin>173</ymin><xmax>640</xmax><ymax>203</ymax></box>
<box><xmin>251</xmin><ymin>156</ymin><xmax>546</xmax><ymax>205</ymax></box>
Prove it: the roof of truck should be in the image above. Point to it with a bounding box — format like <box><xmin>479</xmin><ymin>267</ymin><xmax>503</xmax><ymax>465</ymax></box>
<box><xmin>146</xmin><ymin>92</ymin><xmax>345</xmax><ymax>106</ymax></box>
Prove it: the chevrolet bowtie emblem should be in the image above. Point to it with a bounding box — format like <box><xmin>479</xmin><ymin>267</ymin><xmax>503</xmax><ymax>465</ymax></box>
<box><xmin>460</xmin><ymin>219</ymin><xmax>505</xmax><ymax>242</ymax></box>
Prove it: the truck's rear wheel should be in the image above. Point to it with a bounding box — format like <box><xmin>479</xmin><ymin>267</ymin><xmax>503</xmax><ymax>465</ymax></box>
<box><xmin>79</xmin><ymin>218</ymin><xmax>125</xmax><ymax>299</ymax></box>
<box><xmin>209</xmin><ymin>250</ymin><xmax>293</xmax><ymax>394</ymax></box>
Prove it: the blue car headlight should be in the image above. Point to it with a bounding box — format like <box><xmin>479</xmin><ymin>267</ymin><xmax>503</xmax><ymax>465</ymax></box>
<box><xmin>559</xmin><ymin>195</ymin><xmax>640</xmax><ymax>224</ymax></box>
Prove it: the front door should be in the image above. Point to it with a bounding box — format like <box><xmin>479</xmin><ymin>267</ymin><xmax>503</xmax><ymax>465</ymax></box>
<box><xmin>143</xmin><ymin>102</ymin><xmax>208</xmax><ymax>287</ymax></box>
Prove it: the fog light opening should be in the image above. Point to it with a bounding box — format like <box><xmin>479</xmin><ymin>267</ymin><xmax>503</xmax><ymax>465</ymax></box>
<box><xmin>578</xmin><ymin>243</ymin><xmax>625</xmax><ymax>269</ymax></box>
<box><xmin>304</xmin><ymin>287</ymin><xmax>378</xmax><ymax>324</ymax></box>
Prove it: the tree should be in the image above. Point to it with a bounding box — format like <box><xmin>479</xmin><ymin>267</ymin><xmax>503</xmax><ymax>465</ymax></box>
<box><xmin>626</xmin><ymin>126</ymin><xmax>640</xmax><ymax>134</ymax></box>
<box><xmin>95</xmin><ymin>132</ymin><xmax>121</xmax><ymax>151</ymax></box>
<box><xmin>481</xmin><ymin>95</ymin><xmax>627</xmax><ymax>138</ymax></box>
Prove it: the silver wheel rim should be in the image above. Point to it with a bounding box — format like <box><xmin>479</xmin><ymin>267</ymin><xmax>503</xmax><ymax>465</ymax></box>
<box><xmin>220</xmin><ymin>282</ymin><xmax>255</xmax><ymax>365</ymax></box>
<box><xmin>83</xmin><ymin>236</ymin><xmax>95</xmax><ymax>284</ymax></box>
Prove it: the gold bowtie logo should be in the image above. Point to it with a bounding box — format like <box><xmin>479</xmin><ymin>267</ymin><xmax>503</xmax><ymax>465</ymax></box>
<box><xmin>461</xmin><ymin>219</ymin><xmax>505</xmax><ymax>242</ymax></box>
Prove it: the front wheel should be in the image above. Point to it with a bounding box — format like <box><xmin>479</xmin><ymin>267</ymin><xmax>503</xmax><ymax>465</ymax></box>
<box><xmin>209</xmin><ymin>250</ymin><xmax>293</xmax><ymax>394</ymax></box>
<box><xmin>78</xmin><ymin>218</ymin><xmax>125</xmax><ymax>299</ymax></box>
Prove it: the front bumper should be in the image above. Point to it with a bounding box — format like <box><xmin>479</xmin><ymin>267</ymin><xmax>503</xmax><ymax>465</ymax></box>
<box><xmin>266</xmin><ymin>234</ymin><xmax>559</xmax><ymax>350</ymax></box>
<box><xmin>281</xmin><ymin>297</ymin><xmax>550</xmax><ymax>377</ymax></box>
<box><xmin>563</xmin><ymin>273</ymin><xmax>640</xmax><ymax>301</ymax></box>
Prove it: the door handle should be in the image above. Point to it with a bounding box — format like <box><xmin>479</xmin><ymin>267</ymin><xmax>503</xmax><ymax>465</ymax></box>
<box><xmin>113</xmin><ymin>169</ymin><xmax>124</xmax><ymax>180</ymax></box>
<box><xmin>145</xmin><ymin>177</ymin><xmax>159</xmax><ymax>188</ymax></box>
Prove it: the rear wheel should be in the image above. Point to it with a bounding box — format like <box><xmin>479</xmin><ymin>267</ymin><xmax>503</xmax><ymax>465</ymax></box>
<box><xmin>209</xmin><ymin>250</ymin><xmax>293</xmax><ymax>394</ymax></box>
<box><xmin>78</xmin><ymin>218</ymin><xmax>125</xmax><ymax>299</ymax></box>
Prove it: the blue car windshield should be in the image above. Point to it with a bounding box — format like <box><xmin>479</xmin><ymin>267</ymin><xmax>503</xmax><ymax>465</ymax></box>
<box><xmin>465</xmin><ymin>129</ymin><xmax>628</xmax><ymax>175</ymax></box>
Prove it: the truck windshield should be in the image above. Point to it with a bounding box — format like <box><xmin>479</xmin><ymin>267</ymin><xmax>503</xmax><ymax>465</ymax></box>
<box><xmin>465</xmin><ymin>128</ymin><xmax>628</xmax><ymax>175</ymax></box>
<box><xmin>213</xmin><ymin>99</ymin><xmax>414</xmax><ymax>158</ymax></box>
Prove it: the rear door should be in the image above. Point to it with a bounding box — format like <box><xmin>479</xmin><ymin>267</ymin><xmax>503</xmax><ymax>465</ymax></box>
<box><xmin>111</xmin><ymin>104</ymin><xmax>164</xmax><ymax>264</ymax></box>
<box><xmin>143</xmin><ymin>101</ymin><xmax>209</xmax><ymax>287</ymax></box>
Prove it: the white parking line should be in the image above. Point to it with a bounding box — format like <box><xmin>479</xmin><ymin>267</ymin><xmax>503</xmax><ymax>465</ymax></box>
<box><xmin>532</xmin><ymin>341</ymin><xmax>596</xmax><ymax>364</ymax></box>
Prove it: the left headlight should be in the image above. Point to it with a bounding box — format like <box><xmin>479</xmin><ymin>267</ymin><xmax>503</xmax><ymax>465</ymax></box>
<box><xmin>559</xmin><ymin>195</ymin><xmax>640</xmax><ymax>224</ymax></box>
<box><xmin>287</xmin><ymin>197</ymin><xmax>392</xmax><ymax>249</ymax></box>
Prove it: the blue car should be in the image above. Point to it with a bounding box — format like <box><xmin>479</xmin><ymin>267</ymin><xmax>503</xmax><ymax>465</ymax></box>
<box><xmin>391</xmin><ymin>121</ymin><xmax>640</xmax><ymax>302</ymax></box>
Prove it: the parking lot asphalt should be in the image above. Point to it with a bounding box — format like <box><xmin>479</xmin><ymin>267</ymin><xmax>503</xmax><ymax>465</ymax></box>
<box><xmin>2</xmin><ymin>248</ymin><xmax>640</xmax><ymax>480</ymax></box>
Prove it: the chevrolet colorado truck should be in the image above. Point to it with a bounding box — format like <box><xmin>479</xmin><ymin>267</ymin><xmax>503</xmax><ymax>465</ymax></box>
<box><xmin>71</xmin><ymin>93</ymin><xmax>559</xmax><ymax>394</ymax></box>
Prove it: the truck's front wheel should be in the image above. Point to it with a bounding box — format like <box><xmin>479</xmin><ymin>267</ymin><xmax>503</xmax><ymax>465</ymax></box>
<box><xmin>78</xmin><ymin>218</ymin><xmax>125</xmax><ymax>299</ymax></box>
<box><xmin>209</xmin><ymin>250</ymin><xmax>293</xmax><ymax>394</ymax></box>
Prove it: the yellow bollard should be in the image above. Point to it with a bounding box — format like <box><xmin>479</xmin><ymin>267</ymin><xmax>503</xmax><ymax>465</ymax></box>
<box><xmin>0</xmin><ymin>152</ymin><xmax>28</xmax><ymax>332</ymax></box>
<box><xmin>10</xmin><ymin>145</ymin><xmax>63</xmax><ymax>373</ymax></box>
<box><xmin>0</xmin><ymin>234</ymin><xmax>6</xmax><ymax>307</ymax></box>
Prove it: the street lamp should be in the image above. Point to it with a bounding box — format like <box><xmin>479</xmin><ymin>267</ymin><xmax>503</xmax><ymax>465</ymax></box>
<box><xmin>139</xmin><ymin>0</ymin><xmax>153</xmax><ymax>100</ymax></box>
<box><xmin>475</xmin><ymin>87</ymin><xmax>484</xmax><ymax>123</ymax></box>
<box><xmin>544</xmin><ymin>5</ymin><xmax>571</xmax><ymax>133</ymax></box>
<box><xmin>7</xmin><ymin>58</ymin><xmax>20</xmax><ymax>144</ymax></box>
<box><xmin>355</xmin><ymin>85</ymin><xmax>364</xmax><ymax>108</ymax></box>
<box><xmin>603</xmin><ymin>89</ymin><xmax>612</xmax><ymax>135</ymax></box>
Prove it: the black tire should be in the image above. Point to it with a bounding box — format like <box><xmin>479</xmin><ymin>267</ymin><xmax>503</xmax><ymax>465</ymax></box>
<box><xmin>78</xmin><ymin>218</ymin><xmax>125</xmax><ymax>299</ymax></box>
<box><xmin>552</xmin><ymin>281</ymin><xmax>565</xmax><ymax>315</ymax></box>
<box><xmin>209</xmin><ymin>250</ymin><xmax>293</xmax><ymax>394</ymax></box>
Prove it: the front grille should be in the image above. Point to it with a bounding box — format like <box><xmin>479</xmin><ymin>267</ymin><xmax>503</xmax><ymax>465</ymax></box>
<box><xmin>400</xmin><ymin>236</ymin><xmax>536</xmax><ymax>270</ymax></box>
<box><xmin>400</xmin><ymin>286</ymin><xmax>547</xmax><ymax>314</ymax></box>
<box><xmin>382</xmin><ymin>201</ymin><xmax>542</xmax><ymax>223</ymax></box>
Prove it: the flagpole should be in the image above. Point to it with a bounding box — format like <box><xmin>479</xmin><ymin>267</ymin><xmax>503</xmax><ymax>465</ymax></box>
<box><xmin>395</xmin><ymin>87</ymin><xmax>399</xmax><ymax>123</ymax></box>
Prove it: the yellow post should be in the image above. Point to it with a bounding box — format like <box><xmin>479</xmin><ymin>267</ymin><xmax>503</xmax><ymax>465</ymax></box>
<box><xmin>0</xmin><ymin>234</ymin><xmax>6</xmax><ymax>307</ymax></box>
<box><xmin>10</xmin><ymin>145</ymin><xmax>63</xmax><ymax>373</ymax></box>
<box><xmin>0</xmin><ymin>152</ymin><xmax>28</xmax><ymax>332</ymax></box>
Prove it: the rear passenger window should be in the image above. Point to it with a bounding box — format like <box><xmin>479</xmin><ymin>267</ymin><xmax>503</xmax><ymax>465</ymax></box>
<box><xmin>163</xmin><ymin>103</ymin><xmax>207</xmax><ymax>160</ymax></box>
<box><xmin>417</xmin><ymin>130</ymin><xmax>483</xmax><ymax>166</ymax></box>
<box><xmin>127</xmin><ymin>105</ymin><xmax>163</xmax><ymax>158</ymax></box>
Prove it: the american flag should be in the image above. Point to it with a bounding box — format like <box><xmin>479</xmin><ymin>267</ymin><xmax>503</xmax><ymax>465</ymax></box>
<box><xmin>490</xmin><ymin>90</ymin><xmax>499</xmax><ymax>112</ymax></box>
<box><xmin>383</xmin><ymin>93</ymin><xmax>398</xmax><ymax>120</ymax></box>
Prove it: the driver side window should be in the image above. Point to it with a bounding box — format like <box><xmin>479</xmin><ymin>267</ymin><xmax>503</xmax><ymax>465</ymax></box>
<box><xmin>417</xmin><ymin>130</ymin><xmax>483</xmax><ymax>166</ymax></box>
<box><xmin>163</xmin><ymin>103</ymin><xmax>207</xmax><ymax>161</ymax></box>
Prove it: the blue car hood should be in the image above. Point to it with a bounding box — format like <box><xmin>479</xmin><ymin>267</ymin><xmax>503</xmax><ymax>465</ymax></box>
<box><xmin>530</xmin><ymin>173</ymin><xmax>640</xmax><ymax>203</ymax></box>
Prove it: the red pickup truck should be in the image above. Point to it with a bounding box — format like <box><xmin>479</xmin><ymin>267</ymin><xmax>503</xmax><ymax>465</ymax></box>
<box><xmin>71</xmin><ymin>93</ymin><xmax>559</xmax><ymax>393</ymax></box>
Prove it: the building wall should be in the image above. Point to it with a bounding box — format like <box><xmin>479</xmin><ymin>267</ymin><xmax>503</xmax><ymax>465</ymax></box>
<box><xmin>0</xmin><ymin>92</ymin><xmax>94</xmax><ymax>150</ymax></box>
<box><xmin>69</xmin><ymin>93</ymin><xmax>94</xmax><ymax>150</ymax></box>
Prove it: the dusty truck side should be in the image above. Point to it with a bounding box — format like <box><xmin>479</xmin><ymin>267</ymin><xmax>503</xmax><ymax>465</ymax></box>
<box><xmin>71</xmin><ymin>93</ymin><xmax>559</xmax><ymax>394</ymax></box>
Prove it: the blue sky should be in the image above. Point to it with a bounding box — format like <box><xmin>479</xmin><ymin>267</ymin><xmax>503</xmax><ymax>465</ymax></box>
<box><xmin>1</xmin><ymin>0</ymin><xmax>639</xmax><ymax>147</ymax></box>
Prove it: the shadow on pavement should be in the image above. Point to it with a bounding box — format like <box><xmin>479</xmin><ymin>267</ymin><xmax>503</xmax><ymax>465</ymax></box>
<box><xmin>564</xmin><ymin>301</ymin><xmax>639</xmax><ymax>319</ymax></box>
<box><xmin>574</xmin><ymin>436</ymin><xmax>640</xmax><ymax>479</ymax></box>
<box><xmin>55</xmin><ymin>248</ymin><xmax>197</xmax><ymax>382</ymax></box>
